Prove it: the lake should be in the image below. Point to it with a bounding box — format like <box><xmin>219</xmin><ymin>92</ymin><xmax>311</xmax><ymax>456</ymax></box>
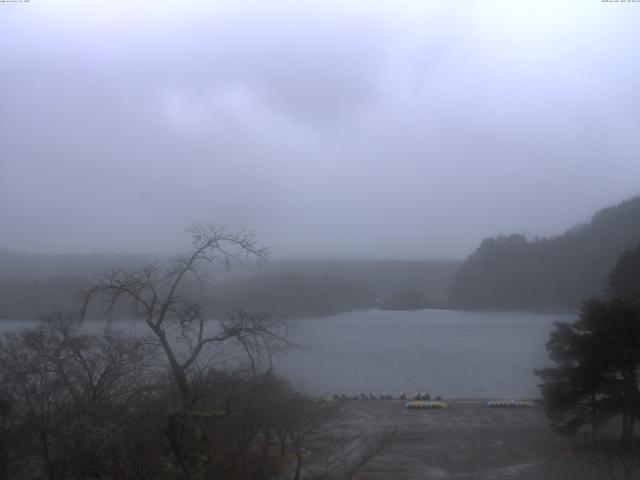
<box><xmin>0</xmin><ymin>308</ymin><xmax>574</xmax><ymax>400</ymax></box>
<box><xmin>274</xmin><ymin>308</ymin><xmax>574</xmax><ymax>399</ymax></box>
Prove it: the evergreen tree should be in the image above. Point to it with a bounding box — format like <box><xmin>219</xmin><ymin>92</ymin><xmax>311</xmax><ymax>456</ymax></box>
<box><xmin>536</xmin><ymin>247</ymin><xmax>640</xmax><ymax>445</ymax></box>
<box><xmin>610</xmin><ymin>243</ymin><xmax>640</xmax><ymax>305</ymax></box>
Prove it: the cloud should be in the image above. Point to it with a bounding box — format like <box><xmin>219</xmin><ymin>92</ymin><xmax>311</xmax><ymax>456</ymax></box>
<box><xmin>1</xmin><ymin>1</ymin><xmax>639</xmax><ymax>258</ymax></box>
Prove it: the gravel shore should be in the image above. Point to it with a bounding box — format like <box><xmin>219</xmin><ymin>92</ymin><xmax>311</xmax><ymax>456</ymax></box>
<box><xmin>318</xmin><ymin>400</ymin><xmax>604</xmax><ymax>480</ymax></box>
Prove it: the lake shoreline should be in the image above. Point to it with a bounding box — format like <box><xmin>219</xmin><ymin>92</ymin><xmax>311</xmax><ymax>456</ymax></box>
<box><xmin>321</xmin><ymin>399</ymin><xmax>599</xmax><ymax>479</ymax></box>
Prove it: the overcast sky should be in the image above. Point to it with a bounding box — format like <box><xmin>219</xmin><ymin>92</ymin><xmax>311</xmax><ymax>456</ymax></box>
<box><xmin>1</xmin><ymin>0</ymin><xmax>639</xmax><ymax>259</ymax></box>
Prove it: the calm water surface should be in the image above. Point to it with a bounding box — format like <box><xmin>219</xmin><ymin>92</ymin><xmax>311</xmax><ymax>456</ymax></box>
<box><xmin>274</xmin><ymin>308</ymin><xmax>574</xmax><ymax>399</ymax></box>
<box><xmin>0</xmin><ymin>308</ymin><xmax>574</xmax><ymax>399</ymax></box>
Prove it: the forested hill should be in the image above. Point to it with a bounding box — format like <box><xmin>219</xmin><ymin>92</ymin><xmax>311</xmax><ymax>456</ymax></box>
<box><xmin>449</xmin><ymin>196</ymin><xmax>640</xmax><ymax>311</ymax></box>
<box><xmin>0</xmin><ymin>249</ymin><xmax>457</xmax><ymax>319</ymax></box>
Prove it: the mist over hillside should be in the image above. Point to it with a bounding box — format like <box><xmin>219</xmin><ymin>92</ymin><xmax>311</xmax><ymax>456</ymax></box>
<box><xmin>450</xmin><ymin>196</ymin><xmax>640</xmax><ymax>311</ymax></box>
<box><xmin>0</xmin><ymin>249</ymin><xmax>157</xmax><ymax>280</ymax></box>
<box><xmin>2</xmin><ymin>195</ymin><xmax>639</xmax><ymax>318</ymax></box>
<box><xmin>0</xmin><ymin>250</ymin><xmax>457</xmax><ymax>320</ymax></box>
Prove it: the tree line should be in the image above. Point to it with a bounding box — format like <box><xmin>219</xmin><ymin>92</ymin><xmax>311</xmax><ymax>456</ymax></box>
<box><xmin>0</xmin><ymin>253</ymin><xmax>458</xmax><ymax>320</ymax></box>
<box><xmin>450</xmin><ymin>196</ymin><xmax>640</xmax><ymax>311</ymax></box>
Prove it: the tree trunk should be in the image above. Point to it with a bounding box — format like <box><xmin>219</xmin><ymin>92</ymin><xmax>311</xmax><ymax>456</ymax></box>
<box><xmin>261</xmin><ymin>428</ymin><xmax>271</xmax><ymax>457</ymax></box>
<box><xmin>293</xmin><ymin>443</ymin><xmax>302</xmax><ymax>480</ymax></box>
<box><xmin>279</xmin><ymin>433</ymin><xmax>286</xmax><ymax>457</ymax></box>
<box><xmin>165</xmin><ymin>413</ymin><xmax>187</xmax><ymax>476</ymax></box>
<box><xmin>254</xmin><ymin>428</ymin><xmax>271</xmax><ymax>478</ymax></box>
<box><xmin>622</xmin><ymin>410</ymin><xmax>632</xmax><ymax>447</ymax></box>
<box><xmin>149</xmin><ymin>323</ymin><xmax>191</xmax><ymax>407</ymax></box>
<box><xmin>592</xmin><ymin>392</ymin><xmax>598</xmax><ymax>447</ymax></box>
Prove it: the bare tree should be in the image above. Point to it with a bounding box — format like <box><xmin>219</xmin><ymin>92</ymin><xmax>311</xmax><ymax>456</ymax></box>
<box><xmin>284</xmin><ymin>397</ymin><xmax>342</xmax><ymax>480</ymax></box>
<box><xmin>78</xmin><ymin>226</ymin><xmax>288</xmax><ymax>399</ymax></box>
<box><xmin>79</xmin><ymin>224</ymin><xmax>291</xmax><ymax>478</ymax></box>
<box><xmin>0</xmin><ymin>312</ymin><xmax>158</xmax><ymax>480</ymax></box>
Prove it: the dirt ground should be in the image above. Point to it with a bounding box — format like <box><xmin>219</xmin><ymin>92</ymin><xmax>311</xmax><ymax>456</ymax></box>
<box><xmin>316</xmin><ymin>400</ymin><xmax>610</xmax><ymax>480</ymax></box>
